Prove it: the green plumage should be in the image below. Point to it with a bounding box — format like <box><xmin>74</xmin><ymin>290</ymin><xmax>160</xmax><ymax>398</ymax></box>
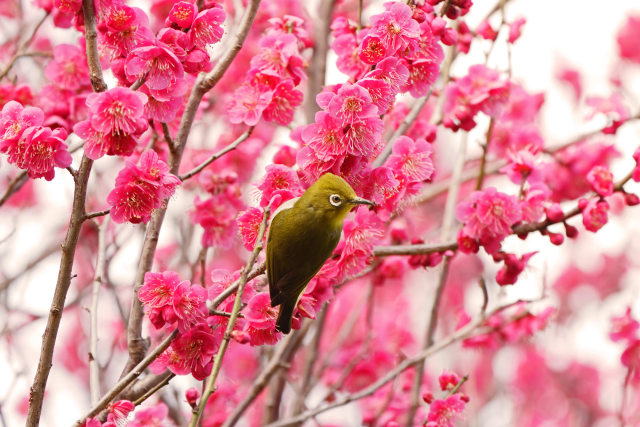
<box><xmin>266</xmin><ymin>173</ymin><xmax>373</xmax><ymax>334</ymax></box>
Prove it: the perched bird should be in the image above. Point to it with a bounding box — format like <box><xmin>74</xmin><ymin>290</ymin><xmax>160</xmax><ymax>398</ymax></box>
<box><xmin>267</xmin><ymin>173</ymin><xmax>374</xmax><ymax>334</ymax></box>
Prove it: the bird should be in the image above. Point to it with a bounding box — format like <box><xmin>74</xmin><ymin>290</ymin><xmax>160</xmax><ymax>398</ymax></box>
<box><xmin>266</xmin><ymin>173</ymin><xmax>374</xmax><ymax>334</ymax></box>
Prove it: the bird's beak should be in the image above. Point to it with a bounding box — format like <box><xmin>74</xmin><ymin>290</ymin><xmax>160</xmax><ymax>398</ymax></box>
<box><xmin>349</xmin><ymin>197</ymin><xmax>375</xmax><ymax>207</ymax></box>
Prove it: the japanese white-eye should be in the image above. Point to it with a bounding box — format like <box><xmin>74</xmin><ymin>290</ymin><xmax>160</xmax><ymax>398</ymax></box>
<box><xmin>267</xmin><ymin>173</ymin><xmax>374</xmax><ymax>334</ymax></box>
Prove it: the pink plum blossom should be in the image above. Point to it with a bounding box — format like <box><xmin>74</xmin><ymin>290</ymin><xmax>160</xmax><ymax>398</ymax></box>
<box><xmin>86</xmin><ymin>87</ymin><xmax>148</xmax><ymax>135</ymax></box>
<box><xmin>189</xmin><ymin>6</ymin><xmax>226</xmax><ymax>49</ymax></box>
<box><xmin>456</xmin><ymin>187</ymin><xmax>522</xmax><ymax>252</ymax></box>
<box><xmin>165</xmin><ymin>1</ymin><xmax>196</xmax><ymax>29</ymax></box>
<box><xmin>369</xmin><ymin>2</ymin><xmax>420</xmax><ymax>55</ymax></box>
<box><xmin>125</xmin><ymin>41</ymin><xmax>184</xmax><ymax>91</ymax></box>
<box><xmin>107</xmin><ymin>151</ymin><xmax>180</xmax><ymax>224</ymax></box>
<box><xmin>44</xmin><ymin>44</ymin><xmax>90</xmax><ymax>91</ymax></box>
<box><xmin>610</xmin><ymin>307</ymin><xmax>639</xmax><ymax>343</ymax></box>
<box><xmin>581</xmin><ymin>197</ymin><xmax>609</xmax><ymax>232</ymax></box>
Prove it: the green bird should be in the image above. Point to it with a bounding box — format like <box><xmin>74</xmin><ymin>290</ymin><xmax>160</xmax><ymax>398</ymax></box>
<box><xmin>267</xmin><ymin>173</ymin><xmax>374</xmax><ymax>334</ymax></box>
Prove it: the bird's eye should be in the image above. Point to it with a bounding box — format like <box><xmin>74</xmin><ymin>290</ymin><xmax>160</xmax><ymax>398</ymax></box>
<box><xmin>329</xmin><ymin>194</ymin><xmax>342</xmax><ymax>207</ymax></box>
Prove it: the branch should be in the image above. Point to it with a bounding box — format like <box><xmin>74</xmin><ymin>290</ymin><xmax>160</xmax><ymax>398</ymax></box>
<box><xmin>89</xmin><ymin>217</ymin><xmax>110</xmax><ymax>405</ymax></box>
<box><xmin>374</xmin><ymin>90</ymin><xmax>433</xmax><ymax>168</ymax></box>
<box><xmin>74</xmin><ymin>329</ymin><xmax>178</xmax><ymax>425</ymax></box>
<box><xmin>188</xmin><ymin>207</ymin><xmax>270</xmax><ymax>427</ymax></box>
<box><xmin>26</xmin><ymin>155</ymin><xmax>94</xmax><ymax>426</ymax></box>
<box><xmin>416</xmin><ymin>112</ymin><xmax>640</xmax><ymax>205</ymax></box>
<box><xmin>0</xmin><ymin>172</ymin><xmax>28</xmax><ymax>208</ymax></box>
<box><xmin>26</xmin><ymin>1</ymin><xmax>107</xmax><ymax>421</ymax></box>
<box><xmin>265</xmin><ymin>300</ymin><xmax>531</xmax><ymax>427</ymax></box>
<box><xmin>374</xmin><ymin>166</ymin><xmax>637</xmax><ymax>258</ymax></box>
<box><xmin>373</xmin><ymin>241</ymin><xmax>457</xmax><ymax>257</ymax></box>
<box><xmin>84</xmin><ymin>209</ymin><xmax>110</xmax><ymax>220</ymax></box>
<box><xmin>179</xmin><ymin>127</ymin><xmax>254</xmax><ymax>181</ymax></box>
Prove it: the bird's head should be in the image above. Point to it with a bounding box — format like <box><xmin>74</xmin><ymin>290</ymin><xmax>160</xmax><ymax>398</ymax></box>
<box><xmin>299</xmin><ymin>173</ymin><xmax>374</xmax><ymax>228</ymax></box>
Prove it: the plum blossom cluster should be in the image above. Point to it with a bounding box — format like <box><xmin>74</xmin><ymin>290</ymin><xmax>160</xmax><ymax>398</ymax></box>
<box><xmin>94</xmin><ymin>0</ymin><xmax>225</xmax><ymax>124</ymax></box>
<box><xmin>443</xmin><ymin>64</ymin><xmax>510</xmax><ymax>132</ymax></box>
<box><xmin>74</xmin><ymin>87</ymin><xmax>149</xmax><ymax>160</ymax></box>
<box><xmin>138</xmin><ymin>271</ymin><xmax>223</xmax><ymax>380</ymax></box>
<box><xmin>332</xmin><ymin>1</ymin><xmax>446</xmax><ymax>96</ymax></box>
<box><xmin>83</xmin><ymin>401</ymin><xmax>170</xmax><ymax>426</ymax></box>
<box><xmin>190</xmin><ymin>169</ymin><xmax>245</xmax><ymax>248</ymax></box>
<box><xmin>208</xmin><ymin>269</ymin><xmax>281</xmax><ymax>347</ymax></box>
<box><xmin>610</xmin><ymin>308</ymin><xmax>640</xmax><ymax>383</ymax></box>
<box><xmin>107</xmin><ymin>150</ymin><xmax>180</xmax><ymax>223</ymax></box>
<box><xmin>0</xmin><ymin>101</ymin><xmax>72</xmax><ymax>180</ymax></box>
<box><xmin>422</xmin><ymin>370</ymin><xmax>469</xmax><ymax>427</ymax></box>
<box><xmin>41</xmin><ymin>43</ymin><xmax>93</xmax><ymax>131</ymax></box>
<box><xmin>226</xmin><ymin>15</ymin><xmax>308</xmax><ymax>126</ymax></box>
<box><xmin>461</xmin><ymin>305</ymin><xmax>556</xmax><ymax>349</ymax></box>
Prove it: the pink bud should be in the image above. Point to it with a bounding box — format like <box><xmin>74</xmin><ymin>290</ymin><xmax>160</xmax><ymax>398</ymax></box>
<box><xmin>545</xmin><ymin>204</ymin><xmax>564</xmax><ymax>222</ymax></box>
<box><xmin>441</xmin><ymin>28</ymin><xmax>458</xmax><ymax>46</ymax></box>
<box><xmin>431</xmin><ymin>17</ymin><xmax>447</xmax><ymax>36</ymax></box>
<box><xmin>624</xmin><ymin>193</ymin><xmax>640</xmax><ymax>206</ymax></box>
<box><xmin>185</xmin><ymin>388</ymin><xmax>200</xmax><ymax>407</ymax></box>
<box><xmin>460</xmin><ymin>394</ymin><xmax>471</xmax><ymax>403</ymax></box>
<box><xmin>578</xmin><ymin>198</ymin><xmax>589</xmax><ymax>210</ymax></box>
<box><xmin>412</xmin><ymin>8</ymin><xmax>427</xmax><ymax>23</ymax></box>
<box><xmin>446</xmin><ymin>6</ymin><xmax>459</xmax><ymax>19</ymax></box>
<box><xmin>548</xmin><ymin>232</ymin><xmax>564</xmax><ymax>246</ymax></box>
<box><xmin>422</xmin><ymin>392</ymin><xmax>435</xmax><ymax>403</ymax></box>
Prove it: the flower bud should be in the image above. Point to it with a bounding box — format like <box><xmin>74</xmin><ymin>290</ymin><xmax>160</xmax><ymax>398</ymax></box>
<box><xmin>545</xmin><ymin>204</ymin><xmax>564</xmax><ymax>222</ymax></box>
<box><xmin>624</xmin><ymin>193</ymin><xmax>640</xmax><ymax>206</ymax></box>
<box><xmin>564</xmin><ymin>223</ymin><xmax>579</xmax><ymax>238</ymax></box>
<box><xmin>548</xmin><ymin>232</ymin><xmax>564</xmax><ymax>246</ymax></box>
<box><xmin>185</xmin><ymin>388</ymin><xmax>200</xmax><ymax>407</ymax></box>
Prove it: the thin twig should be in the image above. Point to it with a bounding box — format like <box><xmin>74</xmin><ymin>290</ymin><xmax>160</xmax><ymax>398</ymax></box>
<box><xmin>74</xmin><ymin>329</ymin><xmax>178</xmax><ymax>425</ymax></box>
<box><xmin>89</xmin><ymin>217</ymin><xmax>110</xmax><ymax>405</ymax></box>
<box><xmin>188</xmin><ymin>207</ymin><xmax>270</xmax><ymax>427</ymax></box>
<box><xmin>0</xmin><ymin>13</ymin><xmax>48</xmax><ymax>81</ymax></box>
<box><xmin>179</xmin><ymin>127</ymin><xmax>254</xmax><ymax>181</ymax></box>
<box><xmin>85</xmin><ymin>209</ymin><xmax>111</xmax><ymax>220</ymax></box>
<box><xmin>373</xmin><ymin>91</ymin><xmax>432</xmax><ymax>168</ymax></box>
<box><xmin>0</xmin><ymin>172</ymin><xmax>28</xmax><ymax>208</ymax></box>
<box><xmin>304</xmin><ymin>0</ymin><xmax>338</xmax><ymax>122</ymax></box>
<box><xmin>475</xmin><ymin>118</ymin><xmax>494</xmax><ymax>191</ymax></box>
<box><xmin>220</xmin><ymin>328</ymin><xmax>306</xmax><ymax>427</ymax></box>
<box><xmin>132</xmin><ymin>372</ymin><xmax>175</xmax><ymax>406</ymax></box>
<box><xmin>0</xmin><ymin>241</ymin><xmax>59</xmax><ymax>293</ymax></box>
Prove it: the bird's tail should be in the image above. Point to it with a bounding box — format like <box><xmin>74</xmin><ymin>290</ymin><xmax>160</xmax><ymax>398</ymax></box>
<box><xmin>275</xmin><ymin>302</ymin><xmax>294</xmax><ymax>334</ymax></box>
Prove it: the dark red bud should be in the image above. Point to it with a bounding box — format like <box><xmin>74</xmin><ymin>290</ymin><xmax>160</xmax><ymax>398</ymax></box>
<box><xmin>564</xmin><ymin>224</ymin><xmax>579</xmax><ymax>238</ymax></box>
<box><xmin>548</xmin><ymin>232</ymin><xmax>564</xmax><ymax>246</ymax></box>
<box><xmin>624</xmin><ymin>193</ymin><xmax>640</xmax><ymax>206</ymax></box>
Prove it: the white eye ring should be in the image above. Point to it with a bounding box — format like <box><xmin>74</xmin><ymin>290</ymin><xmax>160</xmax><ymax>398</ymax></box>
<box><xmin>329</xmin><ymin>194</ymin><xmax>342</xmax><ymax>207</ymax></box>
